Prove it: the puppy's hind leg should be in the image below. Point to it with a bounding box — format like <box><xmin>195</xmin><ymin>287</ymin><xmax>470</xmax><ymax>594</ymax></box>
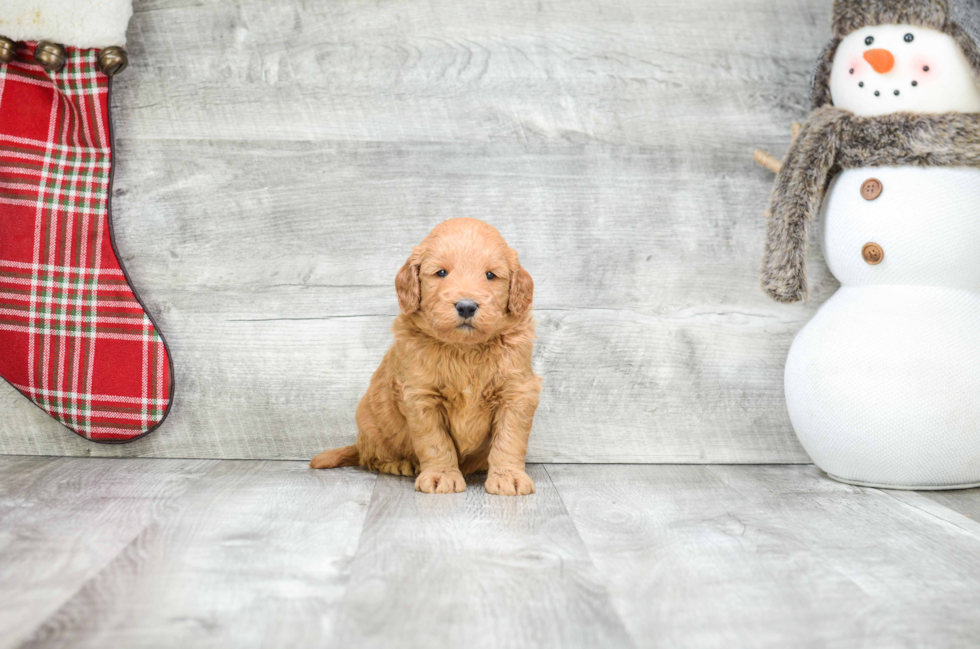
<box><xmin>310</xmin><ymin>445</ymin><xmax>359</xmax><ymax>469</ymax></box>
<box><xmin>375</xmin><ymin>459</ymin><xmax>419</xmax><ymax>477</ymax></box>
<box><xmin>354</xmin><ymin>392</ymin><xmax>418</xmax><ymax>476</ymax></box>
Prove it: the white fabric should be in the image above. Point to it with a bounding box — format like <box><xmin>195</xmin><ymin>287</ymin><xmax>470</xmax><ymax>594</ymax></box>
<box><xmin>799</xmin><ymin>20</ymin><xmax>980</xmax><ymax>488</ymax></box>
<box><xmin>830</xmin><ymin>25</ymin><xmax>980</xmax><ymax>116</ymax></box>
<box><xmin>821</xmin><ymin>167</ymin><xmax>980</xmax><ymax>289</ymax></box>
<box><xmin>786</xmin><ymin>286</ymin><xmax>980</xmax><ymax>488</ymax></box>
<box><xmin>0</xmin><ymin>0</ymin><xmax>133</xmax><ymax>49</ymax></box>
<box><xmin>787</xmin><ymin>166</ymin><xmax>980</xmax><ymax>488</ymax></box>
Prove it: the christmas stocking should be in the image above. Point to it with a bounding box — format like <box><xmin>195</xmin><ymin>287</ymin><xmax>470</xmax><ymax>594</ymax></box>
<box><xmin>0</xmin><ymin>1</ymin><xmax>174</xmax><ymax>442</ymax></box>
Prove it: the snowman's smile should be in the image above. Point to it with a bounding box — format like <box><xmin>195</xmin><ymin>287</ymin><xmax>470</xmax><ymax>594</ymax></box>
<box><xmin>849</xmin><ymin>53</ymin><xmax>926</xmax><ymax>100</ymax></box>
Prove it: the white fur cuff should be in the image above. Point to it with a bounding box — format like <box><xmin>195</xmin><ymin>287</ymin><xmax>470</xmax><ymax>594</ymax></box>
<box><xmin>0</xmin><ymin>0</ymin><xmax>133</xmax><ymax>49</ymax></box>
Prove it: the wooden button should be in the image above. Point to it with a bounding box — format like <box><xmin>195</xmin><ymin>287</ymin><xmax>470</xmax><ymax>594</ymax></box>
<box><xmin>862</xmin><ymin>242</ymin><xmax>884</xmax><ymax>265</ymax></box>
<box><xmin>861</xmin><ymin>178</ymin><xmax>883</xmax><ymax>201</ymax></box>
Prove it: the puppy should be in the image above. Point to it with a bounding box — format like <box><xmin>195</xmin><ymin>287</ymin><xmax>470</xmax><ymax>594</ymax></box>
<box><xmin>311</xmin><ymin>218</ymin><xmax>541</xmax><ymax>496</ymax></box>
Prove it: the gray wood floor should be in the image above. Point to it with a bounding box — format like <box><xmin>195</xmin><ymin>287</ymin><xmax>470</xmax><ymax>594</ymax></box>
<box><xmin>4</xmin><ymin>457</ymin><xmax>980</xmax><ymax>649</ymax></box>
<box><xmin>0</xmin><ymin>0</ymin><xmax>836</xmax><ymax>463</ymax></box>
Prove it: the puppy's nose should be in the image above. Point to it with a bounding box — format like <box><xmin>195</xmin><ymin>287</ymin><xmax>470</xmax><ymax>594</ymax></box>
<box><xmin>455</xmin><ymin>300</ymin><xmax>478</xmax><ymax>319</ymax></box>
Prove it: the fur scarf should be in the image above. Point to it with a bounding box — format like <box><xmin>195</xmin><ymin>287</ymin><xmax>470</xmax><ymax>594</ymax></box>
<box><xmin>762</xmin><ymin>107</ymin><xmax>980</xmax><ymax>303</ymax></box>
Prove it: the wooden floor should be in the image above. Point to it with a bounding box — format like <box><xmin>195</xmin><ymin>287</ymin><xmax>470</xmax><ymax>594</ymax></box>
<box><xmin>3</xmin><ymin>458</ymin><xmax>980</xmax><ymax>648</ymax></box>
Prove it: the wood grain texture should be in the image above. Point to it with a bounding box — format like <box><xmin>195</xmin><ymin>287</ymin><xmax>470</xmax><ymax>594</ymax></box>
<box><xmin>0</xmin><ymin>457</ymin><xmax>216</xmax><ymax>649</ymax></box>
<box><xmin>0</xmin><ymin>0</ymin><xmax>837</xmax><ymax>461</ymax></box>
<box><xmin>916</xmin><ymin>488</ymin><xmax>980</xmax><ymax>520</ymax></box>
<box><xmin>548</xmin><ymin>464</ymin><xmax>980</xmax><ymax>649</ymax></box>
<box><xmin>15</xmin><ymin>460</ymin><xmax>376</xmax><ymax>649</ymax></box>
<box><xmin>8</xmin><ymin>459</ymin><xmax>980</xmax><ymax>648</ymax></box>
<box><xmin>330</xmin><ymin>466</ymin><xmax>634</xmax><ymax>649</ymax></box>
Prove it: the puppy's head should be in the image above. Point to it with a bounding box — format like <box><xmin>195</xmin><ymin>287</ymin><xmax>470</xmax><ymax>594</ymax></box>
<box><xmin>395</xmin><ymin>218</ymin><xmax>533</xmax><ymax>344</ymax></box>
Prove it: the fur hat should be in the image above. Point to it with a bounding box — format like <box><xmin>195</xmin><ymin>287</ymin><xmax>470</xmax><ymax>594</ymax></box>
<box><xmin>811</xmin><ymin>0</ymin><xmax>980</xmax><ymax>108</ymax></box>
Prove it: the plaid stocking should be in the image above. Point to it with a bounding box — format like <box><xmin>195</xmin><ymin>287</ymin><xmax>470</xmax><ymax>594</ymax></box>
<box><xmin>0</xmin><ymin>40</ymin><xmax>174</xmax><ymax>442</ymax></box>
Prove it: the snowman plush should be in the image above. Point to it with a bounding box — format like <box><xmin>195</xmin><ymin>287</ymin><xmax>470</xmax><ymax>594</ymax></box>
<box><xmin>762</xmin><ymin>0</ymin><xmax>980</xmax><ymax>489</ymax></box>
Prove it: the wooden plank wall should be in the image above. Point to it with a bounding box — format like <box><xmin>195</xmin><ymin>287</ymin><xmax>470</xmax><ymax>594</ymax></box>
<box><xmin>0</xmin><ymin>0</ymin><xmax>838</xmax><ymax>461</ymax></box>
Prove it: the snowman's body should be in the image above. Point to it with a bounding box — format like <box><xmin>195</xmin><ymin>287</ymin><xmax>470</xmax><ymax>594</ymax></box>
<box><xmin>786</xmin><ymin>167</ymin><xmax>980</xmax><ymax>487</ymax></box>
<box><xmin>782</xmin><ymin>22</ymin><xmax>980</xmax><ymax>488</ymax></box>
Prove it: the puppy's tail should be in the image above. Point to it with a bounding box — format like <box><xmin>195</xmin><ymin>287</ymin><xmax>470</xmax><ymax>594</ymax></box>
<box><xmin>310</xmin><ymin>445</ymin><xmax>360</xmax><ymax>469</ymax></box>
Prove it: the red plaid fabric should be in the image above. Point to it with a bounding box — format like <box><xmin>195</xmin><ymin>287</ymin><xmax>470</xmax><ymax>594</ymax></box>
<box><xmin>0</xmin><ymin>43</ymin><xmax>173</xmax><ymax>442</ymax></box>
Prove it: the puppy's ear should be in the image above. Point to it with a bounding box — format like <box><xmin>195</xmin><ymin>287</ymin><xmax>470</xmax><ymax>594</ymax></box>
<box><xmin>396</xmin><ymin>249</ymin><xmax>422</xmax><ymax>314</ymax></box>
<box><xmin>508</xmin><ymin>264</ymin><xmax>534</xmax><ymax>317</ymax></box>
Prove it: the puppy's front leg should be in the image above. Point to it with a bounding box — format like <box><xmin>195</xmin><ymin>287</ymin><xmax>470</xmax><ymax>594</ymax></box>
<box><xmin>486</xmin><ymin>378</ymin><xmax>541</xmax><ymax>496</ymax></box>
<box><xmin>405</xmin><ymin>389</ymin><xmax>466</xmax><ymax>494</ymax></box>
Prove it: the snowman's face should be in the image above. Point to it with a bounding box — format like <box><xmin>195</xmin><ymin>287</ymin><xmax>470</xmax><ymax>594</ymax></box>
<box><xmin>830</xmin><ymin>24</ymin><xmax>980</xmax><ymax>116</ymax></box>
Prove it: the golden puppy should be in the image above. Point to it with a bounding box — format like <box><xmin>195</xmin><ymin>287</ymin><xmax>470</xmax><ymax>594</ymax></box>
<box><xmin>311</xmin><ymin>218</ymin><xmax>541</xmax><ymax>496</ymax></box>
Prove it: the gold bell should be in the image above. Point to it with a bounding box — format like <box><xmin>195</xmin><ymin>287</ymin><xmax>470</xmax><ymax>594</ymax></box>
<box><xmin>0</xmin><ymin>36</ymin><xmax>15</xmax><ymax>64</ymax></box>
<box><xmin>97</xmin><ymin>46</ymin><xmax>129</xmax><ymax>76</ymax></box>
<box><xmin>34</xmin><ymin>41</ymin><xmax>66</xmax><ymax>72</ymax></box>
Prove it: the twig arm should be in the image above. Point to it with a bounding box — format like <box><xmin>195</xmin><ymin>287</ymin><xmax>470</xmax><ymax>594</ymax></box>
<box><xmin>753</xmin><ymin>122</ymin><xmax>802</xmax><ymax>175</ymax></box>
<box><xmin>754</xmin><ymin>149</ymin><xmax>783</xmax><ymax>174</ymax></box>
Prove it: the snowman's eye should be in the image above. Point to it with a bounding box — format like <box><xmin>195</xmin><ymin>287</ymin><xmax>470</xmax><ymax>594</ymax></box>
<box><xmin>865</xmin><ymin>36</ymin><xmax>874</xmax><ymax>46</ymax></box>
<box><xmin>904</xmin><ymin>33</ymin><xmax>914</xmax><ymax>43</ymax></box>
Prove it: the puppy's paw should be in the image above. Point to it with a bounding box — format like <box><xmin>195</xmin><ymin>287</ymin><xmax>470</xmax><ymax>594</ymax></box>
<box><xmin>415</xmin><ymin>468</ymin><xmax>466</xmax><ymax>494</ymax></box>
<box><xmin>377</xmin><ymin>460</ymin><xmax>418</xmax><ymax>477</ymax></box>
<box><xmin>485</xmin><ymin>468</ymin><xmax>535</xmax><ymax>496</ymax></box>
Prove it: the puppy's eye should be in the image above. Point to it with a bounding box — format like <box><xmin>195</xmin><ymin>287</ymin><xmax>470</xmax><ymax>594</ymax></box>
<box><xmin>436</xmin><ymin>270</ymin><xmax>448</xmax><ymax>278</ymax></box>
<box><xmin>486</xmin><ymin>272</ymin><xmax>496</xmax><ymax>280</ymax></box>
<box><xmin>905</xmin><ymin>33</ymin><xmax>914</xmax><ymax>43</ymax></box>
<box><xmin>865</xmin><ymin>36</ymin><xmax>874</xmax><ymax>46</ymax></box>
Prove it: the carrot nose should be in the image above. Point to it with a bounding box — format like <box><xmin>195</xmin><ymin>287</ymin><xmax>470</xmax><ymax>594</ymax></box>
<box><xmin>863</xmin><ymin>48</ymin><xmax>895</xmax><ymax>74</ymax></box>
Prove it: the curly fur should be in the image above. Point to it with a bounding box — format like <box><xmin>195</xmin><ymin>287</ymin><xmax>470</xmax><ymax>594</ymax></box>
<box><xmin>311</xmin><ymin>218</ymin><xmax>542</xmax><ymax>496</ymax></box>
<box><xmin>0</xmin><ymin>0</ymin><xmax>133</xmax><ymax>49</ymax></box>
<box><xmin>763</xmin><ymin>108</ymin><xmax>980</xmax><ymax>302</ymax></box>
